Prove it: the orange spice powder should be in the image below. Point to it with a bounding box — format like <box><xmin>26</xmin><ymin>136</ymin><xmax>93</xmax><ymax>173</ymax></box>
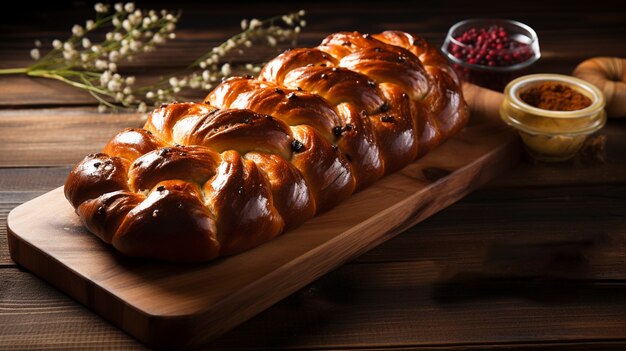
<box><xmin>520</xmin><ymin>82</ymin><xmax>592</xmax><ymax>111</ymax></box>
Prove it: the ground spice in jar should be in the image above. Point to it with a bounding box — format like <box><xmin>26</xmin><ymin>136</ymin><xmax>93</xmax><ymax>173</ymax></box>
<box><xmin>520</xmin><ymin>82</ymin><xmax>592</xmax><ymax>111</ymax></box>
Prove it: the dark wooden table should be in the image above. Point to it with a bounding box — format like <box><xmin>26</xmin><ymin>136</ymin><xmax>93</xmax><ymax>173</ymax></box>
<box><xmin>2</xmin><ymin>2</ymin><xmax>626</xmax><ymax>350</ymax></box>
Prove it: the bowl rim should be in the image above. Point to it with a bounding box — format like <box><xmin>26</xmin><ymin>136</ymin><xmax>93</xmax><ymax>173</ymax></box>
<box><xmin>507</xmin><ymin>73</ymin><xmax>606</xmax><ymax>118</ymax></box>
<box><xmin>441</xmin><ymin>18</ymin><xmax>541</xmax><ymax>72</ymax></box>
<box><xmin>500</xmin><ymin>74</ymin><xmax>607</xmax><ymax>136</ymax></box>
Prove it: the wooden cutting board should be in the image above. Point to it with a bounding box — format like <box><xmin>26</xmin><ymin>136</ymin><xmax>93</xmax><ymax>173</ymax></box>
<box><xmin>7</xmin><ymin>112</ymin><xmax>521</xmax><ymax>350</ymax></box>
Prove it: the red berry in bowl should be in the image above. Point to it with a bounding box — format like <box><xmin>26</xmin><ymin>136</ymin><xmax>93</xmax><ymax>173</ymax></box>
<box><xmin>442</xmin><ymin>19</ymin><xmax>541</xmax><ymax>91</ymax></box>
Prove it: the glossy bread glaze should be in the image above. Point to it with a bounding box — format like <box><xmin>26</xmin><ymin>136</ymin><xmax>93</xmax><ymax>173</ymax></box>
<box><xmin>65</xmin><ymin>31</ymin><xmax>469</xmax><ymax>262</ymax></box>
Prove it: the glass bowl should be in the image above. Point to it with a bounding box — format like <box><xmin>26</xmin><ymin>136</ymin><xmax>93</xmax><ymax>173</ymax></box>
<box><xmin>500</xmin><ymin>74</ymin><xmax>607</xmax><ymax>162</ymax></box>
<box><xmin>441</xmin><ymin>18</ymin><xmax>541</xmax><ymax>91</ymax></box>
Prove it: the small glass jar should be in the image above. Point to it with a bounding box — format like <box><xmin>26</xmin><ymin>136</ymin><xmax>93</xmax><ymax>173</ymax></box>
<box><xmin>441</xmin><ymin>18</ymin><xmax>541</xmax><ymax>91</ymax></box>
<box><xmin>500</xmin><ymin>74</ymin><xmax>607</xmax><ymax>162</ymax></box>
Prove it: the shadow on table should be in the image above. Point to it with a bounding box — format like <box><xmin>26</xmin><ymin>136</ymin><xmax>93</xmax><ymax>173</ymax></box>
<box><xmin>433</xmin><ymin>232</ymin><xmax>626</xmax><ymax>304</ymax></box>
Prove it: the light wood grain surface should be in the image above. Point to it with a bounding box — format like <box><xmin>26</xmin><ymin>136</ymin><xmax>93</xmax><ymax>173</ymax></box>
<box><xmin>2</xmin><ymin>1</ymin><xmax>626</xmax><ymax>350</ymax></box>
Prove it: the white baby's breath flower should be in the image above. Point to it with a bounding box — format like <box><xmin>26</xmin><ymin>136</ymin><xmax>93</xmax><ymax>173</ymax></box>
<box><xmin>240</xmin><ymin>19</ymin><xmax>248</xmax><ymax>30</ymax></box>
<box><xmin>137</xmin><ymin>102</ymin><xmax>147</xmax><ymax>113</ymax></box>
<box><xmin>122</xmin><ymin>19</ymin><xmax>132</xmax><ymax>31</ymax></box>
<box><xmin>114</xmin><ymin>3</ymin><xmax>124</xmax><ymax>13</ymax></box>
<box><xmin>130</xmin><ymin>40</ymin><xmax>142</xmax><ymax>51</ymax></box>
<box><xmin>72</xmin><ymin>24</ymin><xmax>85</xmax><ymax>37</ymax></box>
<box><xmin>125</xmin><ymin>76</ymin><xmax>136</xmax><ymax>85</ymax></box>
<box><xmin>168</xmin><ymin>33</ymin><xmax>176</xmax><ymax>40</ymax></box>
<box><xmin>112</xmin><ymin>17</ymin><xmax>122</xmax><ymax>28</ymax></box>
<box><xmin>108</xmin><ymin>50</ymin><xmax>120</xmax><ymax>62</ymax></box>
<box><xmin>30</xmin><ymin>48</ymin><xmax>40</xmax><ymax>60</ymax></box>
<box><xmin>94</xmin><ymin>3</ymin><xmax>108</xmax><ymax>13</ymax></box>
<box><xmin>95</xmin><ymin>59</ymin><xmax>108</xmax><ymax>70</ymax></box>
<box><xmin>224</xmin><ymin>40</ymin><xmax>236</xmax><ymax>50</ymax></box>
<box><xmin>34</xmin><ymin>40</ymin><xmax>42</xmax><ymax>48</ymax></box>
<box><xmin>63</xmin><ymin>42</ymin><xmax>73</xmax><ymax>51</ymax></box>
<box><xmin>169</xmin><ymin>77</ymin><xmax>179</xmax><ymax>87</ymax></box>
<box><xmin>80</xmin><ymin>53</ymin><xmax>90</xmax><ymax>62</ymax></box>
<box><xmin>108</xmin><ymin>62</ymin><xmax>117</xmax><ymax>72</ymax></box>
<box><xmin>282</xmin><ymin>15</ymin><xmax>293</xmax><ymax>26</ymax></box>
<box><xmin>220</xmin><ymin>63</ymin><xmax>231</xmax><ymax>76</ymax></box>
<box><xmin>97</xmin><ymin>104</ymin><xmax>108</xmax><ymax>113</ymax></box>
<box><xmin>113</xmin><ymin>32</ymin><xmax>123</xmax><ymax>41</ymax></box>
<box><xmin>108</xmin><ymin>80</ymin><xmax>121</xmax><ymax>92</ymax></box>
<box><xmin>298</xmin><ymin>9</ymin><xmax>306</xmax><ymax>16</ymax></box>
<box><xmin>152</xmin><ymin>33</ymin><xmax>164</xmax><ymax>44</ymax></box>
<box><xmin>146</xmin><ymin>91</ymin><xmax>155</xmax><ymax>99</ymax></box>
<box><xmin>202</xmin><ymin>70</ymin><xmax>211</xmax><ymax>82</ymax></box>
<box><xmin>85</xmin><ymin>20</ymin><xmax>96</xmax><ymax>31</ymax></box>
<box><xmin>100</xmin><ymin>70</ymin><xmax>111</xmax><ymax>84</ymax></box>
<box><xmin>267</xmin><ymin>35</ymin><xmax>277</xmax><ymax>47</ymax></box>
<box><xmin>52</xmin><ymin>39</ymin><xmax>62</xmax><ymax>49</ymax></box>
<box><xmin>62</xmin><ymin>49</ymin><xmax>76</xmax><ymax>60</ymax></box>
<box><xmin>124</xmin><ymin>2</ymin><xmax>135</xmax><ymax>13</ymax></box>
<box><xmin>249</xmin><ymin>19</ymin><xmax>262</xmax><ymax>29</ymax></box>
<box><xmin>82</xmin><ymin>38</ymin><xmax>92</xmax><ymax>49</ymax></box>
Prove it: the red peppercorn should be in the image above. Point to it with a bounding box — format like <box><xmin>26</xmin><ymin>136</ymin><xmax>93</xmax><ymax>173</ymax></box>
<box><xmin>449</xmin><ymin>24</ymin><xmax>534</xmax><ymax>68</ymax></box>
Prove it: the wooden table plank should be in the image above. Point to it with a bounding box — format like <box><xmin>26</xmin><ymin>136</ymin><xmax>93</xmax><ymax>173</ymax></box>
<box><xmin>0</xmin><ymin>109</ymin><xmax>144</xmax><ymax>167</ymax></box>
<box><xmin>0</xmin><ymin>269</ymin><xmax>146</xmax><ymax>350</ymax></box>
<box><xmin>3</xmin><ymin>260</ymin><xmax>626</xmax><ymax>350</ymax></box>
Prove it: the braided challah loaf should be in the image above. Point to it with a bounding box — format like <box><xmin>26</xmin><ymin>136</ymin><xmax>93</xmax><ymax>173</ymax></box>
<box><xmin>65</xmin><ymin>31</ymin><xmax>469</xmax><ymax>262</ymax></box>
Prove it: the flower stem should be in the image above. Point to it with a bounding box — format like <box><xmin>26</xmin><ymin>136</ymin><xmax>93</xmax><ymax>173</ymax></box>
<box><xmin>0</xmin><ymin>67</ymin><xmax>29</xmax><ymax>75</ymax></box>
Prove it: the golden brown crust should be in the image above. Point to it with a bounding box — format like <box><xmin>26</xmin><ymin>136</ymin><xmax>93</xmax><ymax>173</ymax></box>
<box><xmin>572</xmin><ymin>57</ymin><xmax>626</xmax><ymax>118</ymax></box>
<box><xmin>65</xmin><ymin>31</ymin><xmax>469</xmax><ymax>262</ymax></box>
<box><xmin>65</xmin><ymin>153</ymin><xmax>131</xmax><ymax>208</ymax></box>
<box><xmin>77</xmin><ymin>191</ymin><xmax>145</xmax><ymax>244</ymax></box>
<box><xmin>113</xmin><ymin>180</ymin><xmax>220</xmax><ymax>262</ymax></box>
<box><xmin>204</xmin><ymin>151</ymin><xmax>284</xmax><ymax>256</ymax></box>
